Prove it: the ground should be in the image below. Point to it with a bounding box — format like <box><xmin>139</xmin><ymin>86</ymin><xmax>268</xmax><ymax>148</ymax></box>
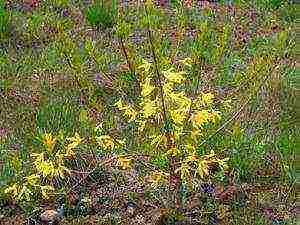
<box><xmin>0</xmin><ymin>1</ymin><xmax>297</xmax><ymax>225</ymax></box>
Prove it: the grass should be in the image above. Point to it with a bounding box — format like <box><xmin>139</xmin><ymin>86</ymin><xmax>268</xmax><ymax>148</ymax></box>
<box><xmin>85</xmin><ymin>0</ymin><xmax>117</xmax><ymax>29</ymax></box>
<box><xmin>0</xmin><ymin>1</ymin><xmax>297</xmax><ymax>225</ymax></box>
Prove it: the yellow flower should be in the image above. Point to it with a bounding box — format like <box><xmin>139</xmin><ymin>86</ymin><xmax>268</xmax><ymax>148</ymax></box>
<box><xmin>32</xmin><ymin>153</ymin><xmax>55</xmax><ymax>177</ymax></box>
<box><xmin>163</xmin><ymin>68</ymin><xmax>186</xmax><ymax>84</ymax></box>
<box><xmin>187</xmin><ymin>152</ymin><xmax>198</xmax><ymax>162</ymax></box>
<box><xmin>208</xmin><ymin>111</ymin><xmax>221</xmax><ymax>123</ymax></box>
<box><xmin>116</xmin><ymin>156</ymin><xmax>132</xmax><ymax>170</ymax></box>
<box><xmin>25</xmin><ymin>174</ymin><xmax>40</xmax><ymax>186</ymax></box>
<box><xmin>115</xmin><ymin>99</ymin><xmax>137</xmax><ymax>122</ymax></box>
<box><xmin>195</xmin><ymin>159</ymin><xmax>210</xmax><ymax>178</ymax></box>
<box><xmin>184</xmin><ymin>144</ymin><xmax>196</xmax><ymax>153</ymax></box>
<box><xmin>141</xmin><ymin>100</ymin><xmax>157</xmax><ymax>118</ymax></box>
<box><xmin>67</xmin><ymin>132</ymin><xmax>82</xmax><ymax>151</ymax></box>
<box><xmin>137</xmin><ymin>120</ymin><xmax>147</xmax><ymax>132</ymax></box>
<box><xmin>166</xmin><ymin>147</ymin><xmax>181</xmax><ymax>157</ymax></box>
<box><xmin>141</xmin><ymin>78</ymin><xmax>155</xmax><ymax>97</ymax></box>
<box><xmin>65</xmin><ymin>148</ymin><xmax>75</xmax><ymax>159</ymax></box>
<box><xmin>163</xmin><ymin>82</ymin><xmax>174</xmax><ymax>95</ymax></box>
<box><xmin>96</xmin><ymin>135</ymin><xmax>115</xmax><ymax>150</ymax></box>
<box><xmin>138</xmin><ymin>59</ymin><xmax>151</xmax><ymax>73</ymax></box>
<box><xmin>175</xmin><ymin>162</ymin><xmax>190</xmax><ymax>181</ymax></box>
<box><xmin>150</xmin><ymin>134</ymin><xmax>168</xmax><ymax>148</ymax></box>
<box><xmin>195</xmin><ymin>92</ymin><xmax>215</xmax><ymax>108</ymax></box>
<box><xmin>168</xmin><ymin>91</ymin><xmax>191</xmax><ymax>111</ymax></box>
<box><xmin>201</xmin><ymin>92</ymin><xmax>214</xmax><ymax>106</ymax></box>
<box><xmin>114</xmin><ymin>98</ymin><xmax>124</xmax><ymax>110</ymax></box>
<box><xmin>17</xmin><ymin>186</ymin><xmax>32</xmax><ymax>201</ymax></box>
<box><xmin>170</xmin><ymin>109</ymin><xmax>186</xmax><ymax>124</ymax></box>
<box><xmin>5</xmin><ymin>183</ymin><xmax>19</xmax><ymax>198</ymax></box>
<box><xmin>195</xmin><ymin>151</ymin><xmax>229</xmax><ymax>178</ymax></box>
<box><xmin>145</xmin><ymin>0</ymin><xmax>154</xmax><ymax>7</ymax></box>
<box><xmin>65</xmin><ymin>132</ymin><xmax>82</xmax><ymax>158</ymax></box>
<box><xmin>191</xmin><ymin>129</ymin><xmax>202</xmax><ymax>141</ymax></box>
<box><xmin>178</xmin><ymin>57</ymin><xmax>193</xmax><ymax>67</ymax></box>
<box><xmin>218</xmin><ymin>158</ymin><xmax>229</xmax><ymax>170</ymax></box>
<box><xmin>38</xmin><ymin>160</ymin><xmax>55</xmax><ymax>177</ymax></box>
<box><xmin>124</xmin><ymin>106</ymin><xmax>137</xmax><ymax>122</ymax></box>
<box><xmin>42</xmin><ymin>132</ymin><xmax>56</xmax><ymax>152</ymax></box>
<box><xmin>32</xmin><ymin>153</ymin><xmax>44</xmax><ymax>169</ymax></box>
<box><xmin>191</xmin><ymin>110</ymin><xmax>209</xmax><ymax>127</ymax></box>
<box><xmin>53</xmin><ymin>164</ymin><xmax>70</xmax><ymax>178</ymax></box>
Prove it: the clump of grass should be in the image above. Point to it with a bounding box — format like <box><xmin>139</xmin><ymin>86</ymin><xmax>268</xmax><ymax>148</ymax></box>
<box><xmin>0</xmin><ymin>1</ymin><xmax>10</xmax><ymax>39</ymax></box>
<box><xmin>85</xmin><ymin>0</ymin><xmax>117</xmax><ymax>29</ymax></box>
<box><xmin>36</xmin><ymin>101</ymin><xmax>78</xmax><ymax>135</ymax></box>
<box><xmin>255</xmin><ymin>0</ymin><xmax>285</xmax><ymax>10</ymax></box>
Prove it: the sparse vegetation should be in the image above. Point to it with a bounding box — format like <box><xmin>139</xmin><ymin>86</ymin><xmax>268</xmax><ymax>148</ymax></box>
<box><xmin>0</xmin><ymin>1</ymin><xmax>296</xmax><ymax>225</ymax></box>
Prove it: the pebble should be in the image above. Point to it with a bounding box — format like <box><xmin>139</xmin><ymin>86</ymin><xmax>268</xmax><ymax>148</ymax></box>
<box><xmin>40</xmin><ymin>209</ymin><xmax>61</xmax><ymax>224</ymax></box>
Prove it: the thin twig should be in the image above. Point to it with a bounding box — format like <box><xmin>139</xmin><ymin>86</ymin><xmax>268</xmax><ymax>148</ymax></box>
<box><xmin>119</xmin><ymin>36</ymin><xmax>135</xmax><ymax>77</ymax></box>
<box><xmin>145</xmin><ymin>7</ymin><xmax>171</xmax><ymax>145</ymax></box>
<box><xmin>63</xmin><ymin>51</ymin><xmax>96</xmax><ymax>109</ymax></box>
<box><xmin>144</xmin><ymin>4</ymin><xmax>182</xmax><ymax>210</ymax></box>
<box><xmin>118</xmin><ymin>36</ymin><xmax>141</xmax><ymax>94</ymax></box>
<box><xmin>66</xmin><ymin>156</ymin><xmax>116</xmax><ymax>193</ymax></box>
<box><xmin>198</xmin><ymin>66</ymin><xmax>275</xmax><ymax>148</ymax></box>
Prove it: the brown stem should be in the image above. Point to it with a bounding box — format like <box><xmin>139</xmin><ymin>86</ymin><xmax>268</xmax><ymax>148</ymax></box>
<box><xmin>146</xmin><ymin>28</ymin><xmax>169</xmax><ymax>136</ymax></box>
<box><xmin>119</xmin><ymin>36</ymin><xmax>135</xmax><ymax>76</ymax></box>
<box><xmin>145</xmin><ymin>5</ymin><xmax>181</xmax><ymax>211</ymax></box>
<box><xmin>119</xmin><ymin>36</ymin><xmax>141</xmax><ymax>94</ymax></box>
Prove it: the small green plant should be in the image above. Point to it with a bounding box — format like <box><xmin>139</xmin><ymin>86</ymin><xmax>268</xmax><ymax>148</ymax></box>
<box><xmin>0</xmin><ymin>2</ymin><xmax>10</xmax><ymax>39</ymax></box>
<box><xmin>36</xmin><ymin>101</ymin><xmax>78</xmax><ymax>135</ymax></box>
<box><xmin>255</xmin><ymin>0</ymin><xmax>285</xmax><ymax>10</ymax></box>
<box><xmin>85</xmin><ymin>0</ymin><xmax>117</xmax><ymax>29</ymax></box>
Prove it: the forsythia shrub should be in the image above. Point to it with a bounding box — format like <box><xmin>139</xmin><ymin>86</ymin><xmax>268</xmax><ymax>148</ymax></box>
<box><xmin>91</xmin><ymin>57</ymin><xmax>229</xmax><ymax>205</ymax></box>
<box><xmin>113</xmin><ymin>58</ymin><xmax>228</xmax><ymax>191</ymax></box>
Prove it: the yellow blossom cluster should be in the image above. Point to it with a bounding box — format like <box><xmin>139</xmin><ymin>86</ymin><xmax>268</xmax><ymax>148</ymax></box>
<box><xmin>66</xmin><ymin>132</ymin><xmax>82</xmax><ymax>158</ymax></box>
<box><xmin>148</xmin><ymin>171</ymin><xmax>169</xmax><ymax>187</ymax></box>
<box><xmin>115</xmin><ymin>59</ymin><xmax>220</xmax><ymax>143</ymax></box>
<box><xmin>32</xmin><ymin>152</ymin><xmax>70</xmax><ymax>178</ymax></box>
<box><xmin>94</xmin><ymin>123</ymin><xmax>125</xmax><ymax>151</ymax></box>
<box><xmin>42</xmin><ymin>132</ymin><xmax>56</xmax><ymax>152</ymax></box>
<box><xmin>32</xmin><ymin>132</ymin><xmax>82</xmax><ymax>178</ymax></box>
<box><xmin>5</xmin><ymin>131</ymin><xmax>83</xmax><ymax>201</ymax></box>
<box><xmin>113</xmin><ymin>58</ymin><xmax>227</xmax><ymax>183</ymax></box>
<box><xmin>114</xmin><ymin>99</ymin><xmax>137</xmax><ymax>122</ymax></box>
<box><xmin>116</xmin><ymin>156</ymin><xmax>132</xmax><ymax>170</ymax></box>
<box><xmin>4</xmin><ymin>175</ymin><xmax>55</xmax><ymax>201</ymax></box>
<box><xmin>175</xmin><ymin>150</ymin><xmax>229</xmax><ymax>181</ymax></box>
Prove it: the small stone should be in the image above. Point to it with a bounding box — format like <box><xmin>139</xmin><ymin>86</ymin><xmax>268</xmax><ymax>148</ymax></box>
<box><xmin>40</xmin><ymin>209</ymin><xmax>61</xmax><ymax>224</ymax></box>
<box><xmin>127</xmin><ymin>202</ymin><xmax>136</xmax><ymax>216</ymax></box>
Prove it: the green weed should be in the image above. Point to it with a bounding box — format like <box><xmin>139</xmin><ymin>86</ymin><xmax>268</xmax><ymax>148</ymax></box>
<box><xmin>85</xmin><ymin>0</ymin><xmax>117</xmax><ymax>29</ymax></box>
